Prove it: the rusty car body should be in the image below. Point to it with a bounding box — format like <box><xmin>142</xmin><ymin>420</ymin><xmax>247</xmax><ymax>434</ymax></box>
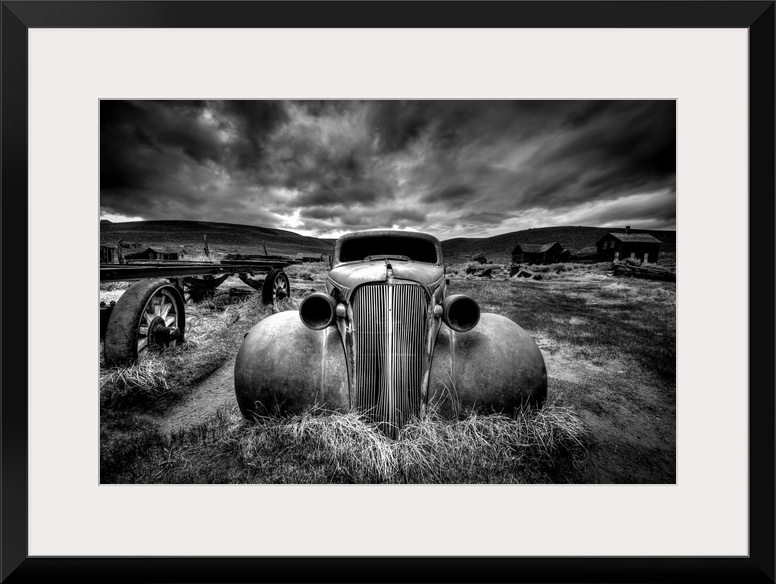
<box><xmin>234</xmin><ymin>230</ymin><xmax>547</xmax><ymax>435</ymax></box>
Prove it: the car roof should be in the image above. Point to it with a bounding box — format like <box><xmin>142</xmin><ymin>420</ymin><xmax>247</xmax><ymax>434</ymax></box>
<box><xmin>332</xmin><ymin>230</ymin><xmax>443</xmax><ymax>266</ymax></box>
<box><xmin>336</xmin><ymin>229</ymin><xmax>441</xmax><ymax>245</ymax></box>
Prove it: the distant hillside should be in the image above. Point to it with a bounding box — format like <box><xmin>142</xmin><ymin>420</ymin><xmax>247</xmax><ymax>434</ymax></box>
<box><xmin>441</xmin><ymin>226</ymin><xmax>676</xmax><ymax>264</ymax></box>
<box><xmin>100</xmin><ymin>220</ymin><xmax>675</xmax><ymax>264</ymax></box>
<box><xmin>100</xmin><ymin>220</ymin><xmax>334</xmax><ymax>257</ymax></box>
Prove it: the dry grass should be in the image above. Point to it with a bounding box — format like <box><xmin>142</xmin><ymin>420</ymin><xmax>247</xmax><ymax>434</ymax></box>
<box><xmin>100</xmin><ymin>280</ymin><xmax>134</xmax><ymax>292</ymax></box>
<box><xmin>100</xmin><ymin>290</ymin><xmax>282</xmax><ymax>414</ymax></box>
<box><xmin>235</xmin><ymin>398</ymin><xmax>586</xmax><ymax>483</ymax></box>
<box><xmin>100</xmin><ymin>262</ymin><xmax>675</xmax><ymax>484</ymax></box>
<box><xmin>102</xmin><ymin>399</ymin><xmax>588</xmax><ymax>484</ymax></box>
<box><xmin>155</xmin><ymin>294</ymin><xmax>278</xmax><ymax>400</ymax></box>
<box><xmin>100</xmin><ymin>359</ymin><xmax>170</xmax><ymax>406</ymax></box>
<box><xmin>284</xmin><ymin>263</ymin><xmax>330</xmax><ymax>282</ymax></box>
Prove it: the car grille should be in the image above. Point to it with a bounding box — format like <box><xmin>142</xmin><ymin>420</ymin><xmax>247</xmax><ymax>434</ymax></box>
<box><xmin>351</xmin><ymin>283</ymin><xmax>428</xmax><ymax>436</ymax></box>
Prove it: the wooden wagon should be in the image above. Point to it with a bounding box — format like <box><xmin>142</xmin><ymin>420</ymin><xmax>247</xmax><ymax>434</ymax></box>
<box><xmin>99</xmin><ymin>256</ymin><xmax>299</xmax><ymax>366</ymax></box>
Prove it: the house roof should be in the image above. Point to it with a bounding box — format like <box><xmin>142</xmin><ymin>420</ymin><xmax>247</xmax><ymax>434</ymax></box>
<box><xmin>512</xmin><ymin>241</ymin><xmax>563</xmax><ymax>254</ymax></box>
<box><xmin>597</xmin><ymin>232</ymin><xmax>663</xmax><ymax>245</ymax></box>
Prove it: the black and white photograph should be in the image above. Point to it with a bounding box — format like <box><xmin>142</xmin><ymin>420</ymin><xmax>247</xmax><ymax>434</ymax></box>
<box><xmin>99</xmin><ymin>99</ymin><xmax>676</xmax><ymax>484</ymax></box>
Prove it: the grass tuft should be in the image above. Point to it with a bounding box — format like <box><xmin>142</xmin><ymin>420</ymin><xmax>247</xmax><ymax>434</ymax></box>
<box><xmin>102</xmin><ymin>401</ymin><xmax>588</xmax><ymax>483</ymax></box>
<box><xmin>236</xmin><ymin>398</ymin><xmax>587</xmax><ymax>483</ymax></box>
<box><xmin>100</xmin><ymin>359</ymin><xmax>170</xmax><ymax>406</ymax></box>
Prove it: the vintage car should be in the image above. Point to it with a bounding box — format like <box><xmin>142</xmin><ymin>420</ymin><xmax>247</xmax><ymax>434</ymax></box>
<box><xmin>234</xmin><ymin>230</ymin><xmax>547</xmax><ymax>435</ymax></box>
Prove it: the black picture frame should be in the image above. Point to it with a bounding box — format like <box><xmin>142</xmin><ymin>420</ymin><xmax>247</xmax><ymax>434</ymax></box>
<box><xmin>2</xmin><ymin>2</ymin><xmax>773</xmax><ymax>582</ymax></box>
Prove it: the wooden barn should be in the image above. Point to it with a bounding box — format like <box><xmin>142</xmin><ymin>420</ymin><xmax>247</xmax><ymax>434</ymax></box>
<box><xmin>596</xmin><ymin>228</ymin><xmax>662</xmax><ymax>263</ymax></box>
<box><xmin>123</xmin><ymin>247</ymin><xmax>181</xmax><ymax>261</ymax></box>
<box><xmin>294</xmin><ymin>252</ymin><xmax>324</xmax><ymax>263</ymax></box>
<box><xmin>511</xmin><ymin>241</ymin><xmax>569</xmax><ymax>265</ymax></box>
<box><xmin>100</xmin><ymin>244</ymin><xmax>117</xmax><ymax>264</ymax></box>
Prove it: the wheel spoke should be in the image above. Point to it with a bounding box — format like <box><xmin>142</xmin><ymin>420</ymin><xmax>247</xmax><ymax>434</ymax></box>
<box><xmin>137</xmin><ymin>338</ymin><xmax>148</xmax><ymax>352</ymax></box>
<box><xmin>164</xmin><ymin>316</ymin><xmax>175</xmax><ymax>326</ymax></box>
<box><xmin>274</xmin><ymin>276</ymin><xmax>289</xmax><ymax>297</ymax></box>
<box><xmin>160</xmin><ymin>299</ymin><xmax>172</xmax><ymax>318</ymax></box>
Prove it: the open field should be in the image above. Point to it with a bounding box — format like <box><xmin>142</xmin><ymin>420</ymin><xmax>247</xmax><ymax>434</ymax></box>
<box><xmin>100</xmin><ymin>220</ymin><xmax>675</xmax><ymax>265</ymax></box>
<box><xmin>100</xmin><ymin>263</ymin><xmax>675</xmax><ymax>484</ymax></box>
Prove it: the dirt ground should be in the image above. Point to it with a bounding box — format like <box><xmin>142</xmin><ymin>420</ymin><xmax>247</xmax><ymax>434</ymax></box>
<box><xmin>150</xmin><ymin>357</ymin><xmax>238</xmax><ymax>434</ymax></box>
<box><xmin>101</xmin><ymin>268</ymin><xmax>676</xmax><ymax>484</ymax></box>
<box><xmin>539</xmin><ymin>336</ymin><xmax>675</xmax><ymax>483</ymax></box>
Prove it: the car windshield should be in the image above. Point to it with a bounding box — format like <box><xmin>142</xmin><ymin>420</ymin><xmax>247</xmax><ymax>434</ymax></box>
<box><xmin>338</xmin><ymin>236</ymin><xmax>438</xmax><ymax>264</ymax></box>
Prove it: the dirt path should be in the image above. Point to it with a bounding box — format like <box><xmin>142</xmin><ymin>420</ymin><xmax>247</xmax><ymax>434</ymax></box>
<box><xmin>155</xmin><ymin>357</ymin><xmax>238</xmax><ymax>434</ymax></box>
<box><xmin>537</xmin><ymin>334</ymin><xmax>676</xmax><ymax>484</ymax></box>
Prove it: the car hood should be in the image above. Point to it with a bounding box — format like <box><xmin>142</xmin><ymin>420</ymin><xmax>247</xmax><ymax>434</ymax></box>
<box><xmin>328</xmin><ymin>260</ymin><xmax>444</xmax><ymax>297</ymax></box>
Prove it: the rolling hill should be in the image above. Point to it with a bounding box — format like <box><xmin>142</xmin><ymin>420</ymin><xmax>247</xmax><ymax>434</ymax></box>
<box><xmin>100</xmin><ymin>220</ymin><xmax>335</xmax><ymax>258</ymax></box>
<box><xmin>440</xmin><ymin>226</ymin><xmax>676</xmax><ymax>263</ymax></box>
<box><xmin>100</xmin><ymin>220</ymin><xmax>676</xmax><ymax>264</ymax></box>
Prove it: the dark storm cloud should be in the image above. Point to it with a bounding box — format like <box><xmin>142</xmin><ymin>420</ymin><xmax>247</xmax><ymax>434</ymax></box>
<box><xmin>417</xmin><ymin>101</ymin><xmax>675</xmax><ymax>210</ymax></box>
<box><xmin>562</xmin><ymin>190</ymin><xmax>677</xmax><ymax>228</ymax></box>
<box><xmin>295</xmin><ymin>183</ymin><xmax>383</xmax><ymax>207</ymax></box>
<box><xmin>370</xmin><ymin>100</ymin><xmax>432</xmax><ymax>152</ymax></box>
<box><xmin>295</xmin><ymin>203</ymin><xmax>425</xmax><ymax>231</ymax></box>
<box><xmin>455</xmin><ymin>212</ymin><xmax>509</xmax><ymax>225</ymax></box>
<box><xmin>101</xmin><ymin>101</ymin><xmax>221</xmax><ymax>182</ymax></box>
<box><xmin>387</xmin><ymin>208</ymin><xmax>427</xmax><ymax>224</ymax></box>
<box><xmin>520</xmin><ymin>101</ymin><xmax>676</xmax><ymax>206</ymax></box>
<box><xmin>100</xmin><ymin>99</ymin><xmax>675</xmax><ymax>237</ymax></box>
<box><xmin>209</xmin><ymin>100</ymin><xmax>289</xmax><ymax>171</ymax></box>
<box><xmin>423</xmin><ymin>184</ymin><xmax>476</xmax><ymax>205</ymax></box>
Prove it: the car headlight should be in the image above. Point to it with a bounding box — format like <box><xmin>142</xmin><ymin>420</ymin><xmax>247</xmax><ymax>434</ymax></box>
<box><xmin>442</xmin><ymin>294</ymin><xmax>480</xmax><ymax>332</ymax></box>
<box><xmin>299</xmin><ymin>293</ymin><xmax>337</xmax><ymax>330</ymax></box>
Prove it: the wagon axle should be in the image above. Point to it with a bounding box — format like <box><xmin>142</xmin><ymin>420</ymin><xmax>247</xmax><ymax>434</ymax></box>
<box><xmin>146</xmin><ymin>316</ymin><xmax>181</xmax><ymax>347</ymax></box>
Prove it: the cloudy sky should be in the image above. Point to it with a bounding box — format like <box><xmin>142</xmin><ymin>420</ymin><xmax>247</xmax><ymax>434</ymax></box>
<box><xmin>100</xmin><ymin>100</ymin><xmax>675</xmax><ymax>239</ymax></box>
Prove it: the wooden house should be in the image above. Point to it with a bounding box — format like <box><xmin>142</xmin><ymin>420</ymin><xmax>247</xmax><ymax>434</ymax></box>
<box><xmin>100</xmin><ymin>244</ymin><xmax>117</xmax><ymax>264</ymax></box>
<box><xmin>124</xmin><ymin>247</ymin><xmax>181</xmax><ymax>261</ymax></box>
<box><xmin>595</xmin><ymin>227</ymin><xmax>662</xmax><ymax>263</ymax></box>
<box><xmin>294</xmin><ymin>252</ymin><xmax>324</xmax><ymax>263</ymax></box>
<box><xmin>511</xmin><ymin>241</ymin><xmax>568</xmax><ymax>265</ymax></box>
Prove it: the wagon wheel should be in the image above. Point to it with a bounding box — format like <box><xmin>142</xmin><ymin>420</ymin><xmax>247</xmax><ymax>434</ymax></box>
<box><xmin>104</xmin><ymin>278</ymin><xmax>186</xmax><ymax>366</ymax></box>
<box><xmin>262</xmin><ymin>269</ymin><xmax>290</xmax><ymax>305</ymax></box>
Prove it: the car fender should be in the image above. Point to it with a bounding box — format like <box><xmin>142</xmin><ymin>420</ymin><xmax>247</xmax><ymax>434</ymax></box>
<box><xmin>428</xmin><ymin>313</ymin><xmax>547</xmax><ymax>416</ymax></box>
<box><xmin>234</xmin><ymin>311</ymin><xmax>348</xmax><ymax>419</ymax></box>
<box><xmin>234</xmin><ymin>311</ymin><xmax>547</xmax><ymax>421</ymax></box>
